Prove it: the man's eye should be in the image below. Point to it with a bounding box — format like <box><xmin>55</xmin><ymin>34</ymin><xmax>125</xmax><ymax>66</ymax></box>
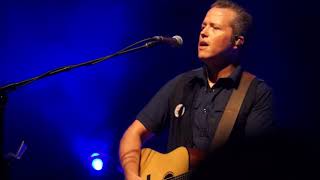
<box><xmin>213</xmin><ymin>26</ymin><xmax>220</xmax><ymax>30</ymax></box>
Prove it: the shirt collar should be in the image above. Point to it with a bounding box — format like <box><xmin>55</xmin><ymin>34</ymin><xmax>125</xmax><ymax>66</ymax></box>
<box><xmin>192</xmin><ymin>64</ymin><xmax>243</xmax><ymax>89</ymax></box>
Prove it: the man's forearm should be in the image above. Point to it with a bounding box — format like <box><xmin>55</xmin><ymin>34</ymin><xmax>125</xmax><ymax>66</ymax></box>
<box><xmin>119</xmin><ymin>129</ymin><xmax>142</xmax><ymax>178</ymax></box>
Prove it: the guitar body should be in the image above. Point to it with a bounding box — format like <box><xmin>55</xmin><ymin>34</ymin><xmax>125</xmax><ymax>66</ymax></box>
<box><xmin>139</xmin><ymin>147</ymin><xmax>189</xmax><ymax>180</ymax></box>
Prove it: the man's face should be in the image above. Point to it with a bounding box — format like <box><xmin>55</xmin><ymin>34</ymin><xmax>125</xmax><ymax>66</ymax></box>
<box><xmin>198</xmin><ymin>7</ymin><xmax>237</xmax><ymax>64</ymax></box>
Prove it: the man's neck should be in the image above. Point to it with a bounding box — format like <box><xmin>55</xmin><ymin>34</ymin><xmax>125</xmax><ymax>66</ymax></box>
<box><xmin>206</xmin><ymin>64</ymin><xmax>237</xmax><ymax>88</ymax></box>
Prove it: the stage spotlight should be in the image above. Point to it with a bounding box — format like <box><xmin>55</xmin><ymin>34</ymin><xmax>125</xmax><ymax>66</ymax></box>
<box><xmin>92</xmin><ymin>158</ymin><xmax>103</xmax><ymax>171</ymax></box>
<box><xmin>91</xmin><ymin>153</ymin><xmax>103</xmax><ymax>171</ymax></box>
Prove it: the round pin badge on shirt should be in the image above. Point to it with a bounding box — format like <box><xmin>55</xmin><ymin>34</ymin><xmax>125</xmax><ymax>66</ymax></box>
<box><xmin>174</xmin><ymin>104</ymin><xmax>185</xmax><ymax>118</ymax></box>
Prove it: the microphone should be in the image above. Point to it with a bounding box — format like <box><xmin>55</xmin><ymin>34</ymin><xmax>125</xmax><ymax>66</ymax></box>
<box><xmin>150</xmin><ymin>35</ymin><xmax>183</xmax><ymax>47</ymax></box>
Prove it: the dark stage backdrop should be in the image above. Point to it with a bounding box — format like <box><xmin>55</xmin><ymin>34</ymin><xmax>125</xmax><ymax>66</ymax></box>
<box><xmin>1</xmin><ymin>0</ymin><xmax>319</xmax><ymax>179</ymax></box>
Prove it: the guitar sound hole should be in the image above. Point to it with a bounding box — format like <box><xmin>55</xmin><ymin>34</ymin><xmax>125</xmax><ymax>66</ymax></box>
<box><xmin>164</xmin><ymin>172</ymin><xmax>174</xmax><ymax>180</ymax></box>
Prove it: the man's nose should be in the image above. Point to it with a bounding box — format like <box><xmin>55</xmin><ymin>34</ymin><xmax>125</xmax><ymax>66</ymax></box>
<box><xmin>200</xmin><ymin>27</ymin><xmax>208</xmax><ymax>38</ymax></box>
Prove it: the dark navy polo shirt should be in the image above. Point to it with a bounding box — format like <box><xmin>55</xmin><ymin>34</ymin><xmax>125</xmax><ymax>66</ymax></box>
<box><xmin>137</xmin><ymin>66</ymin><xmax>273</xmax><ymax>151</ymax></box>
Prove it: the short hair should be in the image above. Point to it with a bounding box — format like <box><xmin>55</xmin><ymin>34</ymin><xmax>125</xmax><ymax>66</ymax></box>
<box><xmin>211</xmin><ymin>0</ymin><xmax>252</xmax><ymax>37</ymax></box>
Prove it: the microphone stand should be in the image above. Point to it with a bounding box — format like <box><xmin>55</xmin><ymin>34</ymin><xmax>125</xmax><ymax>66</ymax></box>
<box><xmin>0</xmin><ymin>36</ymin><xmax>159</xmax><ymax>179</ymax></box>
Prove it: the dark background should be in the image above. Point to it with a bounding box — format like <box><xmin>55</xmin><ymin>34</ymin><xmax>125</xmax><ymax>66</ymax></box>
<box><xmin>1</xmin><ymin>0</ymin><xmax>319</xmax><ymax>179</ymax></box>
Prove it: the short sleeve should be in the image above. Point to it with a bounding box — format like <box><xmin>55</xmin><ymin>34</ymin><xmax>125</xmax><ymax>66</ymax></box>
<box><xmin>137</xmin><ymin>74</ymin><xmax>183</xmax><ymax>133</ymax></box>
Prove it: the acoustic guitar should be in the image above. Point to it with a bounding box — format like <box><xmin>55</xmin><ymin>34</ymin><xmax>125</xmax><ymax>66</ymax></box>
<box><xmin>139</xmin><ymin>146</ymin><xmax>204</xmax><ymax>180</ymax></box>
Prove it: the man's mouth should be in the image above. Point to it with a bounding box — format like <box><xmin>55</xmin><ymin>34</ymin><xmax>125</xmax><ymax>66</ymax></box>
<box><xmin>199</xmin><ymin>41</ymin><xmax>209</xmax><ymax>47</ymax></box>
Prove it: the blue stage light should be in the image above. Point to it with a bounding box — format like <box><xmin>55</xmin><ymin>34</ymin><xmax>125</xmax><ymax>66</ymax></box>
<box><xmin>92</xmin><ymin>158</ymin><xmax>103</xmax><ymax>171</ymax></box>
<box><xmin>91</xmin><ymin>153</ymin><xmax>104</xmax><ymax>171</ymax></box>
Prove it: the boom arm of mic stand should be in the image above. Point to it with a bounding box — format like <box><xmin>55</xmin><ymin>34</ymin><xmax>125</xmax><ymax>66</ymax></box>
<box><xmin>0</xmin><ymin>38</ymin><xmax>155</xmax><ymax>94</ymax></box>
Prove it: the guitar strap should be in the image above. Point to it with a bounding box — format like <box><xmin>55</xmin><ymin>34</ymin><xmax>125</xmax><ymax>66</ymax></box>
<box><xmin>210</xmin><ymin>71</ymin><xmax>255</xmax><ymax>150</ymax></box>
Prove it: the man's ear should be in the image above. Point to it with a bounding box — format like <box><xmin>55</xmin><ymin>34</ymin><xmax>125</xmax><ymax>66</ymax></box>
<box><xmin>233</xmin><ymin>35</ymin><xmax>244</xmax><ymax>49</ymax></box>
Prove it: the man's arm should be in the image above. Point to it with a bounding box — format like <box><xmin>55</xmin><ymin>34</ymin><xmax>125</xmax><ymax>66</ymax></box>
<box><xmin>119</xmin><ymin>73</ymin><xmax>183</xmax><ymax>179</ymax></box>
<box><xmin>119</xmin><ymin>120</ymin><xmax>153</xmax><ymax>180</ymax></box>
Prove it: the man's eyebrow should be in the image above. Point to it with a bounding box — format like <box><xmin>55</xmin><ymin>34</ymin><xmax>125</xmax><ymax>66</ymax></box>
<box><xmin>209</xmin><ymin>22</ymin><xmax>222</xmax><ymax>27</ymax></box>
<box><xmin>201</xmin><ymin>22</ymin><xmax>222</xmax><ymax>27</ymax></box>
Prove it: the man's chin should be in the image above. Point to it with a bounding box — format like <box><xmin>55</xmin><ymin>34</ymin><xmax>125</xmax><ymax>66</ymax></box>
<box><xmin>198</xmin><ymin>53</ymin><xmax>207</xmax><ymax>60</ymax></box>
